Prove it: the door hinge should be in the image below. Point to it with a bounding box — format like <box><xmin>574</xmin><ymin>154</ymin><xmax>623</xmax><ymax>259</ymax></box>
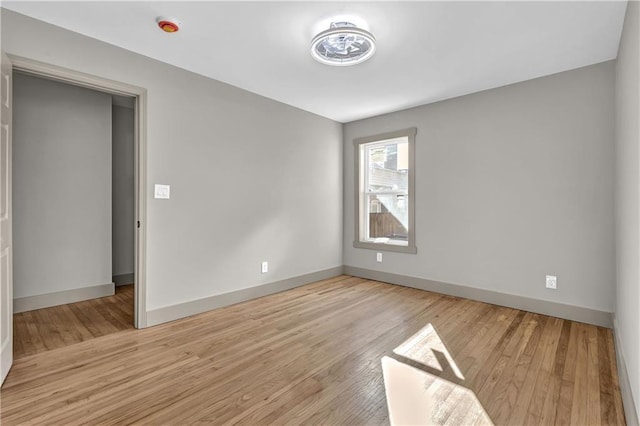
<box><xmin>137</xmin><ymin>221</ymin><xmax>140</xmax><ymax>228</ymax></box>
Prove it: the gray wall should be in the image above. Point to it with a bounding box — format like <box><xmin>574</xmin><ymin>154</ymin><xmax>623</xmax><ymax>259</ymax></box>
<box><xmin>13</xmin><ymin>73</ymin><xmax>112</xmax><ymax>298</ymax></box>
<box><xmin>344</xmin><ymin>61</ymin><xmax>615</xmax><ymax>313</ymax></box>
<box><xmin>615</xmin><ymin>0</ymin><xmax>640</xmax><ymax>418</ymax></box>
<box><xmin>112</xmin><ymin>104</ymin><xmax>134</xmax><ymax>278</ymax></box>
<box><xmin>1</xmin><ymin>10</ymin><xmax>343</xmax><ymax>312</ymax></box>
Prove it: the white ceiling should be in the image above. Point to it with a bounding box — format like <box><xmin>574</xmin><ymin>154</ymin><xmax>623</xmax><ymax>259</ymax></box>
<box><xmin>2</xmin><ymin>1</ymin><xmax>627</xmax><ymax>123</ymax></box>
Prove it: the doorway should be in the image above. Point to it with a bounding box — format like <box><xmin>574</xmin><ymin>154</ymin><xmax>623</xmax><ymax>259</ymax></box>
<box><xmin>12</xmin><ymin>73</ymin><xmax>137</xmax><ymax>357</ymax></box>
<box><xmin>9</xmin><ymin>56</ymin><xmax>147</xmax><ymax>331</ymax></box>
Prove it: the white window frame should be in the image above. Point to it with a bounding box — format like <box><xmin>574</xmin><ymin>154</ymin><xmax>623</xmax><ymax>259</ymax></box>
<box><xmin>353</xmin><ymin>127</ymin><xmax>417</xmax><ymax>254</ymax></box>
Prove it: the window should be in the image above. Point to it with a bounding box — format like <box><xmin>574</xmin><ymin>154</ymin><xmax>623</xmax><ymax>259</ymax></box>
<box><xmin>354</xmin><ymin>128</ymin><xmax>417</xmax><ymax>254</ymax></box>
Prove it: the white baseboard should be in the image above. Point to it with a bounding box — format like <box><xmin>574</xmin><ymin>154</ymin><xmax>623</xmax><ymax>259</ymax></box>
<box><xmin>146</xmin><ymin>266</ymin><xmax>344</xmax><ymax>327</ymax></box>
<box><xmin>13</xmin><ymin>282</ymin><xmax>115</xmax><ymax>313</ymax></box>
<box><xmin>113</xmin><ymin>273</ymin><xmax>134</xmax><ymax>286</ymax></box>
<box><xmin>613</xmin><ymin>316</ymin><xmax>640</xmax><ymax>426</ymax></box>
<box><xmin>344</xmin><ymin>266</ymin><xmax>613</xmax><ymax>328</ymax></box>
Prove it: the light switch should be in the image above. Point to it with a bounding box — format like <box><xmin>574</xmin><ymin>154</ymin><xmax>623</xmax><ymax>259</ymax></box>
<box><xmin>154</xmin><ymin>184</ymin><xmax>170</xmax><ymax>199</ymax></box>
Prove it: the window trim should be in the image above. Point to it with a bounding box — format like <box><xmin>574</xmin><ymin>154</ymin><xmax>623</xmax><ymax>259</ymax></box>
<box><xmin>353</xmin><ymin>127</ymin><xmax>417</xmax><ymax>254</ymax></box>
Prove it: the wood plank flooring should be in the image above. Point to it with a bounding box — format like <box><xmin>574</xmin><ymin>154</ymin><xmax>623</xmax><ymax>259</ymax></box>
<box><xmin>0</xmin><ymin>276</ymin><xmax>626</xmax><ymax>425</ymax></box>
<box><xmin>12</xmin><ymin>284</ymin><xmax>134</xmax><ymax>359</ymax></box>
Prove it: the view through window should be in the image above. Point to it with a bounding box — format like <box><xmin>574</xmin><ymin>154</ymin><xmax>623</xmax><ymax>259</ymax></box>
<box><xmin>354</xmin><ymin>128</ymin><xmax>416</xmax><ymax>253</ymax></box>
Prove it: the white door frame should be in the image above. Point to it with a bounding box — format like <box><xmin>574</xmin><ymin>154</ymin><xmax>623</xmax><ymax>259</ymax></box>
<box><xmin>9</xmin><ymin>55</ymin><xmax>148</xmax><ymax>328</ymax></box>
<box><xmin>1</xmin><ymin>52</ymin><xmax>14</xmax><ymax>385</ymax></box>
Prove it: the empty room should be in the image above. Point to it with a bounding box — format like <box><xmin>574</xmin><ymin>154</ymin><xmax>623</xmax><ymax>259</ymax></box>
<box><xmin>0</xmin><ymin>1</ymin><xmax>638</xmax><ymax>425</ymax></box>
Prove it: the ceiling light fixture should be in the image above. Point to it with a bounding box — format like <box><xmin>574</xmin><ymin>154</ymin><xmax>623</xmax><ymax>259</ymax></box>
<box><xmin>310</xmin><ymin>22</ymin><xmax>376</xmax><ymax>66</ymax></box>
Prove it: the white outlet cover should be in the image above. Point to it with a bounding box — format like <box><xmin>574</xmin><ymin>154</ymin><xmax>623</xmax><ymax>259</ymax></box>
<box><xmin>261</xmin><ymin>261</ymin><xmax>268</xmax><ymax>273</ymax></box>
<box><xmin>376</xmin><ymin>252</ymin><xmax>383</xmax><ymax>263</ymax></box>
<box><xmin>154</xmin><ymin>184</ymin><xmax>170</xmax><ymax>199</ymax></box>
<box><xmin>545</xmin><ymin>275</ymin><xmax>557</xmax><ymax>289</ymax></box>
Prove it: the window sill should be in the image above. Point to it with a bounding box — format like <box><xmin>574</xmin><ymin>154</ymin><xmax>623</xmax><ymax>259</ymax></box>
<box><xmin>353</xmin><ymin>241</ymin><xmax>417</xmax><ymax>254</ymax></box>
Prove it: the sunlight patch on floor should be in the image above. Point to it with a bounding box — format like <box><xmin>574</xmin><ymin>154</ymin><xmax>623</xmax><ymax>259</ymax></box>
<box><xmin>393</xmin><ymin>323</ymin><xmax>465</xmax><ymax>380</ymax></box>
<box><xmin>383</xmin><ymin>323</ymin><xmax>493</xmax><ymax>425</ymax></box>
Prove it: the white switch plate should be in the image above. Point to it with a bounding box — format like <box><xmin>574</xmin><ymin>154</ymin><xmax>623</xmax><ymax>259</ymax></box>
<box><xmin>545</xmin><ymin>275</ymin><xmax>557</xmax><ymax>290</ymax></box>
<box><xmin>154</xmin><ymin>184</ymin><xmax>170</xmax><ymax>199</ymax></box>
<box><xmin>376</xmin><ymin>252</ymin><xmax>383</xmax><ymax>263</ymax></box>
<box><xmin>261</xmin><ymin>261</ymin><xmax>268</xmax><ymax>273</ymax></box>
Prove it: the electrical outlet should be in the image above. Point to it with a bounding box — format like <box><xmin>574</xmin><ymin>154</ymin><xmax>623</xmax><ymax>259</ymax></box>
<box><xmin>376</xmin><ymin>252</ymin><xmax>383</xmax><ymax>263</ymax></box>
<box><xmin>545</xmin><ymin>275</ymin><xmax>557</xmax><ymax>290</ymax></box>
<box><xmin>261</xmin><ymin>261</ymin><xmax>268</xmax><ymax>274</ymax></box>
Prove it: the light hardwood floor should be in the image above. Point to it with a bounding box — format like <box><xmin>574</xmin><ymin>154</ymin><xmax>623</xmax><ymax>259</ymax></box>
<box><xmin>12</xmin><ymin>284</ymin><xmax>134</xmax><ymax>359</ymax></box>
<box><xmin>0</xmin><ymin>275</ymin><xmax>626</xmax><ymax>425</ymax></box>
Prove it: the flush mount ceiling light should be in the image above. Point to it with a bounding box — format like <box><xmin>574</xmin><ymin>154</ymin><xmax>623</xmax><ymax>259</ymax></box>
<box><xmin>310</xmin><ymin>22</ymin><xmax>376</xmax><ymax>66</ymax></box>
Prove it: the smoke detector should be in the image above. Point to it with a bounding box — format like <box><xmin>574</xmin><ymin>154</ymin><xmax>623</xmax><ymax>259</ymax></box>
<box><xmin>156</xmin><ymin>17</ymin><xmax>181</xmax><ymax>33</ymax></box>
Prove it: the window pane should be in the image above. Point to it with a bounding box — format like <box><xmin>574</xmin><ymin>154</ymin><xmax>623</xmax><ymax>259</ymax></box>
<box><xmin>366</xmin><ymin>193</ymin><xmax>409</xmax><ymax>246</ymax></box>
<box><xmin>366</xmin><ymin>140</ymin><xmax>409</xmax><ymax>193</ymax></box>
